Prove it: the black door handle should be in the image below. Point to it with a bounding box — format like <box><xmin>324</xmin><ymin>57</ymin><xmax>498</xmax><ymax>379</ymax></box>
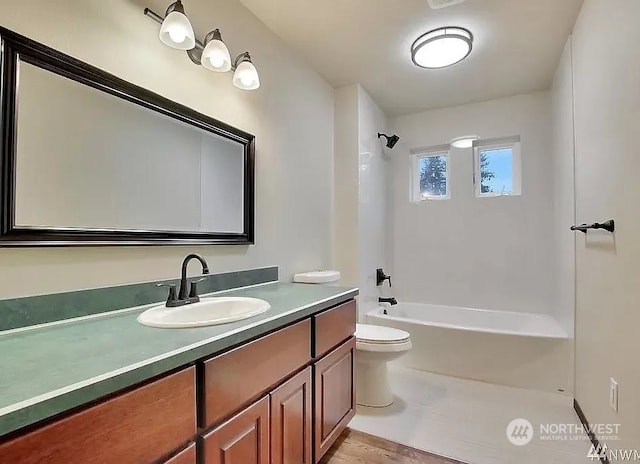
<box><xmin>571</xmin><ymin>219</ymin><xmax>615</xmax><ymax>234</ymax></box>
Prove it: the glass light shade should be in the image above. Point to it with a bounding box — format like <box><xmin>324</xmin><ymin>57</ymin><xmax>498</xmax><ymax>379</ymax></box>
<box><xmin>451</xmin><ymin>136</ymin><xmax>478</xmax><ymax>148</ymax></box>
<box><xmin>159</xmin><ymin>10</ymin><xmax>196</xmax><ymax>50</ymax></box>
<box><xmin>202</xmin><ymin>38</ymin><xmax>232</xmax><ymax>72</ymax></box>
<box><xmin>233</xmin><ymin>59</ymin><xmax>260</xmax><ymax>90</ymax></box>
<box><xmin>412</xmin><ymin>27</ymin><xmax>473</xmax><ymax>69</ymax></box>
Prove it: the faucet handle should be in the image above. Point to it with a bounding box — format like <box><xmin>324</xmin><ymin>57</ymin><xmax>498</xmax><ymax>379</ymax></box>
<box><xmin>376</xmin><ymin>268</ymin><xmax>392</xmax><ymax>287</ymax></box>
<box><xmin>189</xmin><ymin>278</ymin><xmax>206</xmax><ymax>299</ymax></box>
<box><xmin>156</xmin><ymin>283</ymin><xmax>178</xmax><ymax>306</ymax></box>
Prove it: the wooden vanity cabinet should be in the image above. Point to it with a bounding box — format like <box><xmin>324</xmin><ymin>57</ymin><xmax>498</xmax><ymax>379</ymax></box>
<box><xmin>313</xmin><ymin>300</ymin><xmax>357</xmax><ymax>358</ymax></box>
<box><xmin>202</xmin><ymin>319</ymin><xmax>311</xmax><ymax>429</ymax></box>
<box><xmin>313</xmin><ymin>337</ymin><xmax>356</xmax><ymax>461</ymax></box>
<box><xmin>0</xmin><ymin>367</ymin><xmax>196</xmax><ymax>464</ymax></box>
<box><xmin>164</xmin><ymin>444</ymin><xmax>197</xmax><ymax>464</ymax></box>
<box><xmin>200</xmin><ymin>301</ymin><xmax>355</xmax><ymax>464</ymax></box>
<box><xmin>201</xmin><ymin>396</ymin><xmax>270</xmax><ymax>464</ymax></box>
<box><xmin>0</xmin><ymin>299</ymin><xmax>356</xmax><ymax>464</ymax></box>
<box><xmin>270</xmin><ymin>367</ymin><xmax>313</xmax><ymax>464</ymax></box>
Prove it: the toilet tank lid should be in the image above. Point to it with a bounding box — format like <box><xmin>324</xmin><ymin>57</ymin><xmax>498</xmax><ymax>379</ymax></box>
<box><xmin>293</xmin><ymin>270</ymin><xmax>341</xmax><ymax>284</ymax></box>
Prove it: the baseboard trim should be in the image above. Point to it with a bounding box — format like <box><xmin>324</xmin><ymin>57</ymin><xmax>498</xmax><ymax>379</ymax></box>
<box><xmin>573</xmin><ymin>399</ymin><xmax>610</xmax><ymax>464</ymax></box>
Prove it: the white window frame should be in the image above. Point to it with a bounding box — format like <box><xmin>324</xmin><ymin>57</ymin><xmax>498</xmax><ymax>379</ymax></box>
<box><xmin>410</xmin><ymin>144</ymin><xmax>451</xmax><ymax>202</ymax></box>
<box><xmin>473</xmin><ymin>136</ymin><xmax>522</xmax><ymax>198</ymax></box>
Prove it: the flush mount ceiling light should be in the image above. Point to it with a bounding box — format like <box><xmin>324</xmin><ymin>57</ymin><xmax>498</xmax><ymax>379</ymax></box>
<box><xmin>144</xmin><ymin>3</ymin><xmax>260</xmax><ymax>90</ymax></box>
<box><xmin>451</xmin><ymin>135</ymin><xmax>478</xmax><ymax>148</ymax></box>
<box><xmin>411</xmin><ymin>26</ymin><xmax>473</xmax><ymax>69</ymax></box>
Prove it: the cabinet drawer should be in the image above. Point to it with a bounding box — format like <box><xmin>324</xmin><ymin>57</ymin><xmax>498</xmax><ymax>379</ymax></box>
<box><xmin>202</xmin><ymin>396</ymin><xmax>270</xmax><ymax>464</ymax></box>
<box><xmin>314</xmin><ymin>337</ymin><xmax>356</xmax><ymax>461</ymax></box>
<box><xmin>0</xmin><ymin>367</ymin><xmax>196</xmax><ymax>464</ymax></box>
<box><xmin>313</xmin><ymin>300</ymin><xmax>356</xmax><ymax>357</ymax></box>
<box><xmin>164</xmin><ymin>444</ymin><xmax>197</xmax><ymax>464</ymax></box>
<box><xmin>203</xmin><ymin>319</ymin><xmax>311</xmax><ymax>428</ymax></box>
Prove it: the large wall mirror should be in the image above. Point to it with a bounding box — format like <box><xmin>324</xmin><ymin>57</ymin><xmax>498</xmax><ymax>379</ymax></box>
<box><xmin>0</xmin><ymin>27</ymin><xmax>254</xmax><ymax>246</ymax></box>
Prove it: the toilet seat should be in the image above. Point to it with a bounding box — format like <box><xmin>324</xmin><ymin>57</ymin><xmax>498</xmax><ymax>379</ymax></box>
<box><xmin>356</xmin><ymin>323</ymin><xmax>410</xmax><ymax>344</ymax></box>
<box><xmin>355</xmin><ymin>324</ymin><xmax>411</xmax><ymax>353</ymax></box>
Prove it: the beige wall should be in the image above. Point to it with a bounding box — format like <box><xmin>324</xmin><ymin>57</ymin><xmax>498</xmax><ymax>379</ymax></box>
<box><xmin>0</xmin><ymin>0</ymin><xmax>335</xmax><ymax>298</ymax></box>
<box><xmin>333</xmin><ymin>85</ymin><xmax>359</xmax><ymax>288</ymax></box>
<box><xmin>572</xmin><ymin>0</ymin><xmax>640</xmax><ymax>449</ymax></box>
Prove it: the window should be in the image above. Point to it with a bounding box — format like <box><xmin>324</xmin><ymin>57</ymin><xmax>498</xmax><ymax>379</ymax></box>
<box><xmin>411</xmin><ymin>147</ymin><xmax>450</xmax><ymax>201</ymax></box>
<box><xmin>473</xmin><ymin>136</ymin><xmax>521</xmax><ymax>197</ymax></box>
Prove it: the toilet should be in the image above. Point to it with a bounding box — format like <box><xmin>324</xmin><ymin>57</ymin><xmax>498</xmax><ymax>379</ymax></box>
<box><xmin>293</xmin><ymin>271</ymin><xmax>412</xmax><ymax>407</ymax></box>
<box><xmin>355</xmin><ymin>323</ymin><xmax>412</xmax><ymax>407</ymax></box>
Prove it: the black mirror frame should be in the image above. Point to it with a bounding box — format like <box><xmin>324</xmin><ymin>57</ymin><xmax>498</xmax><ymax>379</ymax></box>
<box><xmin>0</xmin><ymin>26</ymin><xmax>255</xmax><ymax>247</ymax></box>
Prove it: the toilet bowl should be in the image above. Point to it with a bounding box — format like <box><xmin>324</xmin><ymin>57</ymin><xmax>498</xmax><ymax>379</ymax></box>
<box><xmin>355</xmin><ymin>323</ymin><xmax>412</xmax><ymax>407</ymax></box>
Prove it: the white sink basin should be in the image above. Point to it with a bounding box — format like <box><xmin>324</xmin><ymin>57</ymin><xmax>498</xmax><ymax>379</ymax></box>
<box><xmin>137</xmin><ymin>297</ymin><xmax>271</xmax><ymax>328</ymax></box>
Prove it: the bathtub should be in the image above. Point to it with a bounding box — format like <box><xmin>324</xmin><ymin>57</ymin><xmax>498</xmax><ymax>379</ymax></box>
<box><xmin>366</xmin><ymin>303</ymin><xmax>571</xmax><ymax>394</ymax></box>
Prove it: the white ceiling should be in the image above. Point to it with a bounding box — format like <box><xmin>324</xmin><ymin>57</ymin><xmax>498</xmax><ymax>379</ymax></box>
<box><xmin>237</xmin><ymin>0</ymin><xmax>583</xmax><ymax>116</ymax></box>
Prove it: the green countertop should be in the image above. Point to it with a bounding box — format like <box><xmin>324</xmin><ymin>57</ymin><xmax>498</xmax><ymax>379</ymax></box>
<box><xmin>0</xmin><ymin>282</ymin><xmax>358</xmax><ymax>438</ymax></box>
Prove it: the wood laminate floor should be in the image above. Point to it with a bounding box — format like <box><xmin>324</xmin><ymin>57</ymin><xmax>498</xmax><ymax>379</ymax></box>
<box><xmin>320</xmin><ymin>428</ymin><xmax>466</xmax><ymax>464</ymax></box>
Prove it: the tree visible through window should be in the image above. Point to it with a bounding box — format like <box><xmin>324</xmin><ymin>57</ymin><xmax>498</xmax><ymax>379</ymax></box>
<box><xmin>419</xmin><ymin>154</ymin><xmax>448</xmax><ymax>198</ymax></box>
<box><xmin>479</xmin><ymin>147</ymin><xmax>513</xmax><ymax>194</ymax></box>
<box><xmin>480</xmin><ymin>151</ymin><xmax>496</xmax><ymax>193</ymax></box>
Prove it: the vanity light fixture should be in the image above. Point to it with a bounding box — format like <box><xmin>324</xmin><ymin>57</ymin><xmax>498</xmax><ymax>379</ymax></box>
<box><xmin>411</xmin><ymin>26</ymin><xmax>473</xmax><ymax>69</ymax></box>
<box><xmin>451</xmin><ymin>135</ymin><xmax>478</xmax><ymax>148</ymax></box>
<box><xmin>233</xmin><ymin>53</ymin><xmax>260</xmax><ymax>90</ymax></box>
<box><xmin>201</xmin><ymin>29</ymin><xmax>232</xmax><ymax>72</ymax></box>
<box><xmin>158</xmin><ymin>1</ymin><xmax>195</xmax><ymax>50</ymax></box>
<box><xmin>144</xmin><ymin>3</ymin><xmax>260</xmax><ymax>90</ymax></box>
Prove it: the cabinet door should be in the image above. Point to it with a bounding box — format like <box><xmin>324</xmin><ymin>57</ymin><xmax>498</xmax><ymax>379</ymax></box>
<box><xmin>270</xmin><ymin>367</ymin><xmax>312</xmax><ymax>464</ymax></box>
<box><xmin>164</xmin><ymin>444</ymin><xmax>197</xmax><ymax>464</ymax></box>
<box><xmin>313</xmin><ymin>337</ymin><xmax>356</xmax><ymax>462</ymax></box>
<box><xmin>202</xmin><ymin>396</ymin><xmax>270</xmax><ymax>464</ymax></box>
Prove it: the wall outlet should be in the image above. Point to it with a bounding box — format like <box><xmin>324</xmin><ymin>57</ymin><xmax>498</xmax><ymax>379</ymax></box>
<box><xmin>609</xmin><ymin>378</ymin><xmax>618</xmax><ymax>412</ymax></box>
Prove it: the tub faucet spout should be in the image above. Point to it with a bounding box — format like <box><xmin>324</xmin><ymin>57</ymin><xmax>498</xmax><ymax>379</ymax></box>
<box><xmin>379</xmin><ymin>297</ymin><xmax>398</xmax><ymax>306</ymax></box>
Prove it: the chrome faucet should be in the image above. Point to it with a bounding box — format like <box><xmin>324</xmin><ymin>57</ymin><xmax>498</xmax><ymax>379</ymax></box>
<box><xmin>157</xmin><ymin>254</ymin><xmax>210</xmax><ymax>307</ymax></box>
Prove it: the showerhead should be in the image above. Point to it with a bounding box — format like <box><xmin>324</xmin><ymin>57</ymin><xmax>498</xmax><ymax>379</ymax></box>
<box><xmin>378</xmin><ymin>133</ymin><xmax>400</xmax><ymax>149</ymax></box>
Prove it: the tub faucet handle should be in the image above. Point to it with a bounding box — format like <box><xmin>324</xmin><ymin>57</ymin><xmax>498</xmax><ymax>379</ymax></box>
<box><xmin>376</xmin><ymin>268</ymin><xmax>392</xmax><ymax>287</ymax></box>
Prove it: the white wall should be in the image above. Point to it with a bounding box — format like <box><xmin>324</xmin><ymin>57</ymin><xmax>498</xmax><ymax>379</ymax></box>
<box><xmin>550</xmin><ymin>38</ymin><xmax>576</xmax><ymax>339</ymax></box>
<box><xmin>357</xmin><ymin>86</ymin><xmax>392</xmax><ymax>315</ymax></box>
<box><xmin>334</xmin><ymin>84</ymin><xmax>391</xmax><ymax>317</ymax></box>
<box><xmin>391</xmin><ymin>92</ymin><xmax>557</xmax><ymax>317</ymax></box>
<box><xmin>0</xmin><ymin>0</ymin><xmax>335</xmax><ymax>298</ymax></box>
<box><xmin>572</xmin><ymin>0</ymin><xmax>640</xmax><ymax>449</ymax></box>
